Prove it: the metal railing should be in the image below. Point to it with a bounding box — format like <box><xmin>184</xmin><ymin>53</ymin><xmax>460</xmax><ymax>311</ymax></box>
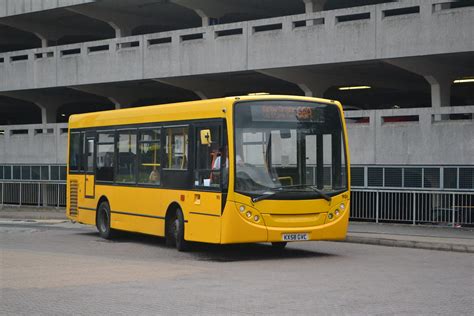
<box><xmin>0</xmin><ymin>182</ymin><xmax>66</xmax><ymax>207</ymax></box>
<box><xmin>351</xmin><ymin>189</ymin><xmax>474</xmax><ymax>226</ymax></box>
<box><xmin>2</xmin><ymin>182</ymin><xmax>473</xmax><ymax>227</ymax></box>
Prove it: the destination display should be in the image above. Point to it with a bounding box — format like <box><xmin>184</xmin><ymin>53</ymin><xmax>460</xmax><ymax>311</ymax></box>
<box><xmin>250</xmin><ymin>104</ymin><xmax>326</xmax><ymax>123</ymax></box>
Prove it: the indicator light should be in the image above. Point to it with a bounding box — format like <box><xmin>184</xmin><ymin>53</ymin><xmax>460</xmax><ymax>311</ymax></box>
<box><xmin>340</xmin><ymin>203</ymin><xmax>345</xmax><ymax>210</ymax></box>
<box><xmin>254</xmin><ymin>215</ymin><xmax>259</xmax><ymax>222</ymax></box>
<box><xmin>246</xmin><ymin>211</ymin><xmax>252</xmax><ymax>218</ymax></box>
<box><xmin>239</xmin><ymin>205</ymin><xmax>245</xmax><ymax>212</ymax></box>
<box><xmin>328</xmin><ymin>213</ymin><xmax>334</xmax><ymax>219</ymax></box>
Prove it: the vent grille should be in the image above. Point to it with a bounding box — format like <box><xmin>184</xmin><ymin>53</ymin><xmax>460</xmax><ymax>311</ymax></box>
<box><xmin>69</xmin><ymin>180</ymin><xmax>78</xmax><ymax>216</ymax></box>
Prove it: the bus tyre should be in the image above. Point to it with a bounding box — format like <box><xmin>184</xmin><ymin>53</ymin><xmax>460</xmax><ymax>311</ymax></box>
<box><xmin>271</xmin><ymin>242</ymin><xmax>287</xmax><ymax>249</ymax></box>
<box><xmin>97</xmin><ymin>201</ymin><xmax>114</xmax><ymax>239</ymax></box>
<box><xmin>171</xmin><ymin>208</ymin><xmax>190</xmax><ymax>252</ymax></box>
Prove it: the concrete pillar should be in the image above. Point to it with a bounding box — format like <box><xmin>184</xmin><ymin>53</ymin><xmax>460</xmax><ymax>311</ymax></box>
<box><xmin>38</xmin><ymin>102</ymin><xmax>60</xmax><ymax>124</ymax></box>
<box><xmin>303</xmin><ymin>0</ymin><xmax>327</xmax><ymax>13</ymax></box>
<box><xmin>425</xmin><ymin>75</ymin><xmax>453</xmax><ymax>108</ymax></box>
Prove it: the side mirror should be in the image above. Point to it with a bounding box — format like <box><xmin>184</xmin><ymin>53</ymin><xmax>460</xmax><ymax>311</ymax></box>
<box><xmin>200</xmin><ymin>129</ymin><xmax>212</xmax><ymax>145</ymax></box>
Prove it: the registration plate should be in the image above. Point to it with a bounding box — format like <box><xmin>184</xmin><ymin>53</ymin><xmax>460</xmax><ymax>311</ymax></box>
<box><xmin>282</xmin><ymin>233</ymin><xmax>309</xmax><ymax>242</ymax></box>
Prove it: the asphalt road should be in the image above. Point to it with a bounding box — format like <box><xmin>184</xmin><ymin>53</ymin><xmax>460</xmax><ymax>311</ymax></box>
<box><xmin>1</xmin><ymin>221</ymin><xmax>473</xmax><ymax>315</ymax></box>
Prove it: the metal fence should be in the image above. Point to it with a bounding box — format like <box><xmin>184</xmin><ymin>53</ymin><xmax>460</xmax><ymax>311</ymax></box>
<box><xmin>1</xmin><ymin>182</ymin><xmax>473</xmax><ymax>227</ymax></box>
<box><xmin>351</xmin><ymin>189</ymin><xmax>474</xmax><ymax>226</ymax></box>
<box><xmin>0</xmin><ymin>182</ymin><xmax>66</xmax><ymax>207</ymax></box>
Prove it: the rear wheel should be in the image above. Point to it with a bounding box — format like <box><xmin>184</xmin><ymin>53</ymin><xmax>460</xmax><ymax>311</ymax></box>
<box><xmin>271</xmin><ymin>242</ymin><xmax>287</xmax><ymax>249</ymax></box>
<box><xmin>97</xmin><ymin>201</ymin><xmax>115</xmax><ymax>239</ymax></box>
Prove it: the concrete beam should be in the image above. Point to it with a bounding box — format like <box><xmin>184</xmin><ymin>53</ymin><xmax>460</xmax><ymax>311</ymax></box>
<box><xmin>0</xmin><ymin>16</ymin><xmax>99</xmax><ymax>47</ymax></box>
<box><xmin>154</xmin><ymin>78</ymin><xmax>224</xmax><ymax>100</ymax></box>
<box><xmin>0</xmin><ymin>0</ymin><xmax>96</xmax><ymax>18</ymax></box>
<box><xmin>67</xmin><ymin>4</ymin><xmax>184</xmax><ymax>37</ymax></box>
<box><xmin>385</xmin><ymin>59</ymin><xmax>458</xmax><ymax>108</ymax></box>
<box><xmin>172</xmin><ymin>0</ymin><xmax>277</xmax><ymax>26</ymax></box>
<box><xmin>70</xmin><ymin>85</ymin><xmax>138</xmax><ymax>109</ymax></box>
<box><xmin>0</xmin><ymin>91</ymin><xmax>63</xmax><ymax>123</ymax></box>
<box><xmin>258</xmin><ymin>68</ymin><xmax>333</xmax><ymax>97</ymax></box>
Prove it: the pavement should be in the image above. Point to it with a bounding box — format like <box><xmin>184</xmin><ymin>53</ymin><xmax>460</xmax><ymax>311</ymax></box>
<box><xmin>1</xmin><ymin>206</ymin><xmax>473</xmax><ymax>253</ymax></box>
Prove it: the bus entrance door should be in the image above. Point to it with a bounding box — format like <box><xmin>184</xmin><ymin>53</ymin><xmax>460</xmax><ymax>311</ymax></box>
<box><xmin>84</xmin><ymin>135</ymin><xmax>95</xmax><ymax>198</ymax></box>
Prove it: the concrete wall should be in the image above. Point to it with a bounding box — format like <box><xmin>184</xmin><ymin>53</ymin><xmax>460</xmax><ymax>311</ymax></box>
<box><xmin>1</xmin><ymin>106</ymin><xmax>473</xmax><ymax>166</ymax></box>
<box><xmin>345</xmin><ymin>105</ymin><xmax>474</xmax><ymax>165</ymax></box>
<box><xmin>1</xmin><ymin>0</ymin><xmax>473</xmax><ymax>92</ymax></box>
<box><xmin>0</xmin><ymin>0</ymin><xmax>95</xmax><ymax>17</ymax></box>
<box><xmin>0</xmin><ymin>123</ymin><xmax>68</xmax><ymax>164</ymax></box>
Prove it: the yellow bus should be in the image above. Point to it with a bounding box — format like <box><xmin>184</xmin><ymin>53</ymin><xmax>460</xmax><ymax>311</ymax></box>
<box><xmin>67</xmin><ymin>95</ymin><xmax>350</xmax><ymax>251</ymax></box>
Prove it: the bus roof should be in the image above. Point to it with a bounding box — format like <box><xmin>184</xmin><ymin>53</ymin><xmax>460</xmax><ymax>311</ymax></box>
<box><xmin>68</xmin><ymin>94</ymin><xmax>339</xmax><ymax>129</ymax></box>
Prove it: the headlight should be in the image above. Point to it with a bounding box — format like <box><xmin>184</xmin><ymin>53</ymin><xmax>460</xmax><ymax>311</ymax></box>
<box><xmin>340</xmin><ymin>203</ymin><xmax>345</xmax><ymax>210</ymax></box>
<box><xmin>239</xmin><ymin>205</ymin><xmax>245</xmax><ymax>212</ymax></box>
<box><xmin>246</xmin><ymin>211</ymin><xmax>252</xmax><ymax>218</ymax></box>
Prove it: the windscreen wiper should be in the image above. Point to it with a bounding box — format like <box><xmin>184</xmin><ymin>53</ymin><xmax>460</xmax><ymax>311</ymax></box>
<box><xmin>251</xmin><ymin>185</ymin><xmax>332</xmax><ymax>203</ymax></box>
<box><xmin>252</xmin><ymin>191</ymin><xmax>278</xmax><ymax>203</ymax></box>
<box><xmin>275</xmin><ymin>184</ymin><xmax>332</xmax><ymax>202</ymax></box>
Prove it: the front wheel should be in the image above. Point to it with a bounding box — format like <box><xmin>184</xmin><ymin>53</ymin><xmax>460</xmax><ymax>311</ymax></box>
<box><xmin>167</xmin><ymin>208</ymin><xmax>190</xmax><ymax>252</ymax></box>
<box><xmin>271</xmin><ymin>242</ymin><xmax>287</xmax><ymax>249</ymax></box>
<box><xmin>97</xmin><ymin>201</ymin><xmax>115</xmax><ymax>239</ymax></box>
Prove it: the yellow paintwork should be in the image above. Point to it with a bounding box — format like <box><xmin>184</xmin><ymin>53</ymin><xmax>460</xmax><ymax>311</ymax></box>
<box><xmin>66</xmin><ymin>95</ymin><xmax>351</xmax><ymax>244</ymax></box>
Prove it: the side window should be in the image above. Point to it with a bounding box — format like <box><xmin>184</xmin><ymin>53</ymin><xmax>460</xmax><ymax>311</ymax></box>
<box><xmin>195</xmin><ymin>125</ymin><xmax>222</xmax><ymax>188</ymax></box>
<box><xmin>164</xmin><ymin>127</ymin><xmax>188</xmax><ymax>170</ymax></box>
<box><xmin>69</xmin><ymin>132</ymin><xmax>83</xmax><ymax>172</ymax></box>
<box><xmin>96</xmin><ymin>131</ymin><xmax>115</xmax><ymax>182</ymax></box>
<box><xmin>138</xmin><ymin>128</ymin><xmax>161</xmax><ymax>185</ymax></box>
<box><xmin>117</xmin><ymin>130</ymin><xmax>137</xmax><ymax>183</ymax></box>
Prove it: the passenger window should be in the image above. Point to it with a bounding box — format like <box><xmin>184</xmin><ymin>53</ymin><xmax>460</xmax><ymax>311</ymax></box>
<box><xmin>195</xmin><ymin>126</ymin><xmax>222</xmax><ymax>188</ymax></box>
<box><xmin>117</xmin><ymin>130</ymin><xmax>137</xmax><ymax>183</ymax></box>
<box><xmin>138</xmin><ymin>128</ymin><xmax>161</xmax><ymax>185</ymax></box>
<box><xmin>164</xmin><ymin>127</ymin><xmax>188</xmax><ymax>170</ymax></box>
<box><xmin>96</xmin><ymin>131</ymin><xmax>115</xmax><ymax>182</ymax></box>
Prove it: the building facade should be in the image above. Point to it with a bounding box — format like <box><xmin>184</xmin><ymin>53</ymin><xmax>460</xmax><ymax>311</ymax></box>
<box><xmin>0</xmin><ymin>0</ymin><xmax>473</xmax><ymax>222</ymax></box>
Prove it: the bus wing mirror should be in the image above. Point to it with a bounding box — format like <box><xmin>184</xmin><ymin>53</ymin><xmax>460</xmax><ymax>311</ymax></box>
<box><xmin>200</xmin><ymin>129</ymin><xmax>212</xmax><ymax>145</ymax></box>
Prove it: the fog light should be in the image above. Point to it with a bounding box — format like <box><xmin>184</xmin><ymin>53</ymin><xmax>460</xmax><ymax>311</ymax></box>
<box><xmin>254</xmin><ymin>215</ymin><xmax>259</xmax><ymax>222</ymax></box>
<box><xmin>340</xmin><ymin>203</ymin><xmax>345</xmax><ymax>210</ymax></box>
<box><xmin>328</xmin><ymin>213</ymin><xmax>334</xmax><ymax>219</ymax></box>
<box><xmin>335</xmin><ymin>210</ymin><xmax>340</xmax><ymax>216</ymax></box>
<box><xmin>246</xmin><ymin>211</ymin><xmax>252</xmax><ymax>218</ymax></box>
<box><xmin>239</xmin><ymin>205</ymin><xmax>245</xmax><ymax>212</ymax></box>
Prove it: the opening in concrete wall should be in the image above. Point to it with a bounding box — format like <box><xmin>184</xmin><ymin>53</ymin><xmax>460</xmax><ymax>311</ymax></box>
<box><xmin>0</xmin><ymin>25</ymin><xmax>41</xmax><ymax>53</ymax></box>
<box><xmin>0</xmin><ymin>97</ymin><xmax>41</xmax><ymax>125</ymax></box>
<box><xmin>325</xmin><ymin>0</ymin><xmax>396</xmax><ymax>10</ymax></box>
<box><xmin>325</xmin><ymin>86</ymin><xmax>432</xmax><ymax>110</ymax></box>
<box><xmin>56</xmin><ymin>101</ymin><xmax>115</xmax><ymax>123</ymax></box>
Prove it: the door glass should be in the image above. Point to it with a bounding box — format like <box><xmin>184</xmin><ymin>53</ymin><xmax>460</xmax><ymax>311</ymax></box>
<box><xmin>86</xmin><ymin>138</ymin><xmax>95</xmax><ymax>173</ymax></box>
<box><xmin>195</xmin><ymin>125</ymin><xmax>222</xmax><ymax>188</ymax></box>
